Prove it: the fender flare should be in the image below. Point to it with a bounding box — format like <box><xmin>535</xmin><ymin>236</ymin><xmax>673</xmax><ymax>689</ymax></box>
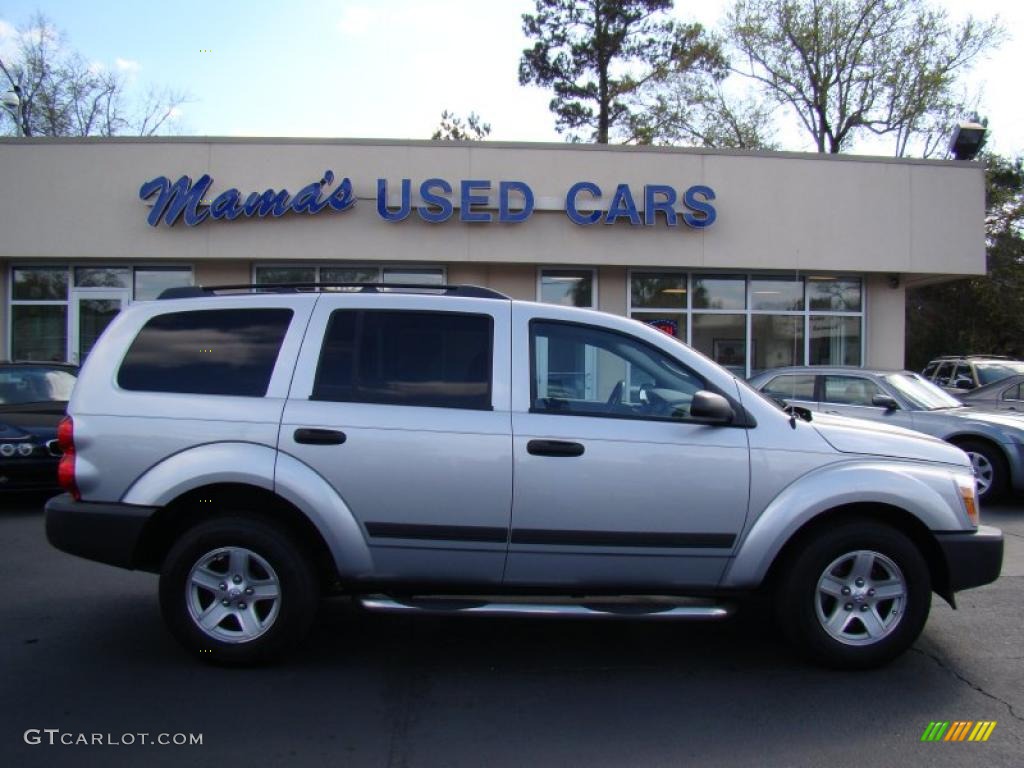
<box><xmin>721</xmin><ymin>460</ymin><xmax>968</xmax><ymax>589</ymax></box>
<box><xmin>122</xmin><ymin>442</ymin><xmax>372</xmax><ymax>576</ymax></box>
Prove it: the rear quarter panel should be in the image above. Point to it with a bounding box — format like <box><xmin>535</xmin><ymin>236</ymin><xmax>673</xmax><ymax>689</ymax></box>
<box><xmin>68</xmin><ymin>295</ymin><xmax>317</xmax><ymax>502</ymax></box>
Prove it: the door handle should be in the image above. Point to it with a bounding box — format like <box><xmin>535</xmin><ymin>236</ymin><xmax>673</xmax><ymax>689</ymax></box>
<box><xmin>527</xmin><ymin>439</ymin><xmax>584</xmax><ymax>457</ymax></box>
<box><xmin>294</xmin><ymin>428</ymin><xmax>347</xmax><ymax>445</ymax></box>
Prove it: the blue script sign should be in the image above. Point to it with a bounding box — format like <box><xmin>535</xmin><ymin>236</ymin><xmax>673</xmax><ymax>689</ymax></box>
<box><xmin>139</xmin><ymin>172</ymin><xmax>715</xmax><ymax>229</ymax></box>
<box><xmin>139</xmin><ymin>170</ymin><xmax>355</xmax><ymax>227</ymax></box>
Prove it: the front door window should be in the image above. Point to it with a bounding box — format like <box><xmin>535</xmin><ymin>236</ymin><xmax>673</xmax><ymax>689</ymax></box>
<box><xmin>70</xmin><ymin>290</ymin><xmax>130</xmax><ymax>364</ymax></box>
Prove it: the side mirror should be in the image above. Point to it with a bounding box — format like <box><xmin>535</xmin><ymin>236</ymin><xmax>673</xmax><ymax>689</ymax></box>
<box><xmin>954</xmin><ymin>377</ymin><xmax>975</xmax><ymax>390</ymax></box>
<box><xmin>690</xmin><ymin>390</ymin><xmax>734</xmax><ymax>424</ymax></box>
<box><xmin>872</xmin><ymin>394</ymin><xmax>899</xmax><ymax>411</ymax></box>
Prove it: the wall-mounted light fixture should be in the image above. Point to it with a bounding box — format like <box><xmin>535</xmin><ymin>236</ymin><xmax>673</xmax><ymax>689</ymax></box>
<box><xmin>949</xmin><ymin>120</ymin><xmax>987</xmax><ymax>161</ymax></box>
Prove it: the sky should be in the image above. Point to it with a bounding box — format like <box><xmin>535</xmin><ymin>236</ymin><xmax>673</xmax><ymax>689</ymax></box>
<box><xmin>0</xmin><ymin>0</ymin><xmax>1022</xmax><ymax>156</ymax></box>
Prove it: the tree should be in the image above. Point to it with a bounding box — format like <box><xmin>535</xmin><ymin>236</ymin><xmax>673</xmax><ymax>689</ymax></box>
<box><xmin>0</xmin><ymin>13</ymin><xmax>187</xmax><ymax>137</ymax></box>
<box><xmin>519</xmin><ymin>0</ymin><xmax>726</xmax><ymax>144</ymax></box>
<box><xmin>726</xmin><ymin>0</ymin><xmax>1003</xmax><ymax>155</ymax></box>
<box><xmin>905</xmin><ymin>153</ymin><xmax>1024</xmax><ymax>368</ymax></box>
<box><xmin>627</xmin><ymin>80</ymin><xmax>778</xmax><ymax>149</ymax></box>
<box><xmin>431</xmin><ymin>110</ymin><xmax>491</xmax><ymax>141</ymax></box>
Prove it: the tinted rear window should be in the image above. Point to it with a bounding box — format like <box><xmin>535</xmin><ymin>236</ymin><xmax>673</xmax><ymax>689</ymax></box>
<box><xmin>314</xmin><ymin>310</ymin><xmax>492</xmax><ymax>410</ymax></box>
<box><xmin>118</xmin><ymin>309</ymin><xmax>292</xmax><ymax>396</ymax></box>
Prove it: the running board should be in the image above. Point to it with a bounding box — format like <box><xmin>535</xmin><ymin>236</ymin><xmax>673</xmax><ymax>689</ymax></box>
<box><xmin>358</xmin><ymin>595</ymin><xmax>733</xmax><ymax>621</ymax></box>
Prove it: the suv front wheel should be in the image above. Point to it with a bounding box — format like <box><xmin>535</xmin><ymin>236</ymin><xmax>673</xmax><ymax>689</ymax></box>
<box><xmin>159</xmin><ymin>516</ymin><xmax>319</xmax><ymax>665</ymax></box>
<box><xmin>776</xmin><ymin>521</ymin><xmax>931</xmax><ymax>669</ymax></box>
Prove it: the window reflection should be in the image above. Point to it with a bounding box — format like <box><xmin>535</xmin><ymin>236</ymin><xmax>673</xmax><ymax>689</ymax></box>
<box><xmin>808</xmin><ymin>278</ymin><xmax>861</xmax><ymax>311</ymax></box>
<box><xmin>12</xmin><ymin>267</ymin><xmax>68</xmax><ymax>301</ymax></box>
<box><xmin>751</xmin><ymin>278</ymin><xmax>803</xmax><ymax>311</ymax></box>
<box><xmin>692</xmin><ymin>276</ymin><xmax>745</xmax><ymax>310</ymax></box>
<box><xmin>74</xmin><ymin>267</ymin><xmax>131</xmax><ymax>289</ymax></box>
<box><xmin>540</xmin><ymin>270</ymin><xmax>594</xmax><ymax>307</ymax></box>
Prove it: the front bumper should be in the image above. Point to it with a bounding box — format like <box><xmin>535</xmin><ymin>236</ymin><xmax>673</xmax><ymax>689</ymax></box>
<box><xmin>45</xmin><ymin>493</ymin><xmax>158</xmax><ymax>570</ymax></box>
<box><xmin>935</xmin><ymin>525</ymin><xmax>1004</xmax><ymax>593</ymax></box>
<box><xmin>0</xmin><ymin>457</ymin><xmax>60</xmax><ymax>491</ymax></box>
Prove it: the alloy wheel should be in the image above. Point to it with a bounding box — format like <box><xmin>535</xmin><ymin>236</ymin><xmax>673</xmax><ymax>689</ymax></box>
<box><xmin>814</xmin><ymin>550</ymin><xmax>906</xmax><ymax>646</ymax></box>
<box><xmin>186</xmin><ymin>546</ymin><xmax>281</xmax><ymax>644</ymax></box>
<box><xmin>966</xmin><ymin>451</ymin><xmax>994</xmax><ymax>496</ymax></box>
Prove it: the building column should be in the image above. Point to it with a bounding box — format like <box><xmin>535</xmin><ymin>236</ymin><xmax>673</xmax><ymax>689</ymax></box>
<box><xmin>865</xmin><ymin>274</ymin><xmax>906</xmax><ymax>369</ymax></box>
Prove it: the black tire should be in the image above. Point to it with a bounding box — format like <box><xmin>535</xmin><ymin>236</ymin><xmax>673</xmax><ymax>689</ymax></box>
<box><xmin>775</xmin><ymin>521</ymin><xmax>931</xmax><ymax>669</ymax></box>
<box><xmin>160</xmin><ymin>516</ymin><xmax>319</xmax><ymax>665</ymax></box>
<box><xmin>956</xmin><ymin>439</ymin><xmax>1007</xmax><ymax>503</ymax></box>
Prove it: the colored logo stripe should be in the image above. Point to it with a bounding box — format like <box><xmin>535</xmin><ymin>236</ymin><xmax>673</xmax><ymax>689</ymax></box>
<box><xmin>969</xmin><ymin>722</ymin><xmax>997</xmax><ymax>742</ymax></box>
<box><xmin>921</xmin><ymin>721</ymin><xmax>996</xmax><ymax>742</ymax></box>
<box><xmin>944</xmin><ymin>721</ymin><xmax>972</xmax><ymax>741</ymax></box>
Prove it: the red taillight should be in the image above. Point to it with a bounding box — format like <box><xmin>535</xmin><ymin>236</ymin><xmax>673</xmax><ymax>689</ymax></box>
<box><xmin>57</xmin><ymin>416</ymin><xmax>80</xmax><ymax>501</ymax></box>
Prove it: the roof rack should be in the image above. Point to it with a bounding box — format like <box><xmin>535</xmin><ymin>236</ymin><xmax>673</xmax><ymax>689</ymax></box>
<box><xmin>932</xmin><ymin>354</ymin><xmax>1016</xmax><ymax>361</ymax></box>
<box><xmin>157</xmin><ymin>283</ymin><xmax>510</xmax><ymax>300</ymax></box>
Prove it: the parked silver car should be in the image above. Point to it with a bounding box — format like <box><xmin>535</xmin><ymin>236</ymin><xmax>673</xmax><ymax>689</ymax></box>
<box><xmin>958</xmin><ymin>374</ymin><xmax>1024</xmax><ymax>413</ymax></box>
<box><xmin>45</xmin><ymin>285</ymin><xmax>1002</xmax><ymax>669</ymax></box>
<box><xmin>749</xmin><ymin>366</ymin><xmax>1024</xmax><ymax>501</ymax></box>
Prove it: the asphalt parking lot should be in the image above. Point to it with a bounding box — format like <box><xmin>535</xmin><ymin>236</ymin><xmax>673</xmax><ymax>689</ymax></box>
<box><xmin>1</xmin><ymin>493</ymin><xmax>1021</xmax><ymax>768</ymax></box>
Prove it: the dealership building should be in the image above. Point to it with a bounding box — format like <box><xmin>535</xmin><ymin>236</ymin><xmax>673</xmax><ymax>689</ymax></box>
<box><xmin>0</xmin><ymin>137</ymin><xmax>985</xmax><ymax>375</ymax></box>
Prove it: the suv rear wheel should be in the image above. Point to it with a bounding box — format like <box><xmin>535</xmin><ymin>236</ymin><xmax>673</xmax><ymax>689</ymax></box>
<box><xmin>159</xmin><ymin>516</ymin><xmax>318</xmax><ymax>665</ymax></box>
<box><xmin>776</xmin><ymin>521</ymin><xmax>931</xmax><ymax>669</ymax></box>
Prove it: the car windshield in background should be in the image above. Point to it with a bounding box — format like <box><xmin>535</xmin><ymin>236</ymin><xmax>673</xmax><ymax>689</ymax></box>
<box><xmin>975</xmin><ymin>362</ymin><xmax>1024</xmax><ymax>386</ymax></box>
<box><xmin>0</xmin><ymin>367</ymin><xmax>76</xmax><ymax>405</ymax></box>
<box><xmin>884</xmin><ymin>373</ymin><xmax>962</xmax><ymax>410</ymax></box>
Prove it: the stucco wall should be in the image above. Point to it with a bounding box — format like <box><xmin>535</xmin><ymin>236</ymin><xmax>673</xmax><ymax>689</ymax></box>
<box><xmin>0</xmin><ymin>138</ymin><xmax>986</xmax><ymax>277</ymax></box>
<box><xmin>194</xmin><ymin>260</ymin><xmax>250</xmax><ymax>286</ymax></box>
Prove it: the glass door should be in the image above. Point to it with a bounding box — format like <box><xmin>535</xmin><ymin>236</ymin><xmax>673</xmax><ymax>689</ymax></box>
<box><xmin>69</xmin><ymin>289</ymin><xmax>130</xmax><ymax>364</ymax></box>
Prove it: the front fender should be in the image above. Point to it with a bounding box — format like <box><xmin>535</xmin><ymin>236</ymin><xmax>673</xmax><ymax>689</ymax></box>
<box><xmin>721</xmin><ymin>459</ymin><xmax>971</xmax><ymax>589</ymax></box>
<box><xmin>122</xmin><ymin>442</ymin><xmax>373</xmax><ymax>577</ymax></box>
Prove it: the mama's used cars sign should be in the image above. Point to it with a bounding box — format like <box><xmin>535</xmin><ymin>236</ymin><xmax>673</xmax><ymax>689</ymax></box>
<box><xmin>139</xmin><ymin>171</ymin><xmax>716</xmax><ymax>230</ymax></box>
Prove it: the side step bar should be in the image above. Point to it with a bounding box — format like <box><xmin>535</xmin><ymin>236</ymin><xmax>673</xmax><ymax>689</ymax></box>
<box><xmin>358</xmin><ymin>595</ymin><xmax>733</xmax><ymax>621</ymax></box>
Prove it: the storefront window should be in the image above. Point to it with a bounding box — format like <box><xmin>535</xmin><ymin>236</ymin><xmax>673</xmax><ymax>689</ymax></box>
<box><xmin>11</xmin><ymin>305</ymin><xmax>68</xmax><ymax>361</ymax></box>
<box><xmin>321</xmin><ymin>267</ymin><xmax>380</xmax><ymax>286</ymax></box>
<box><xmin>254</xmin><ymin>266</ymin><xmax>317</xmax><ymax>286</ymax></box>
<box><xmin>12</xmin><ymin>267</ymin><xmax>68</xmax><ymax>301</ymax></box>
<box><xmin>630</xmin><ymin>272</ymin><xmax>686</xmax><ymax>309</ymax></box>
<box><xmin>254</xmin><ymin>265</ymin><xmax>444</xmax><ymax>290</ymax></box>
<box><xmin>134</xmin><ymin>267</ymin><xmax>193</xmax><ymax>300</ymax></box>
<box><xmin>540</xmin><ymin>269</ymin><xmax>594</xmax><ymax>308</ymax></box>
<box><xmin>808</xmin><ymin>278</ymin><xmax>862</xmax><ymax>311</ymax></box>
<box><xmin>752</xmin><ymin>315</ymin><xmax>804</xmax><ymax>373</ymax></box>
<box><xmin>751</xmin><ymin>278</ymin><xmax>804</xmax><ymax>311</ymax></box>
<box><xmin>692</xmin><ymin>276</ymin><xmax>745</xmax><ymax>310</ymax></box>
<box><xmin>692</xmin><ymin>314</ymin><xmax>746</xmax><ymax>374</ymax></box>
<box><xmin>74</xmin><ymin>267</ymin><xmax>131</xmax><ymax>288</ymax></box>
<box><xmin>627</xmin><ymin>271</ymin><xmax>861</xmax><ymax>377</ymax></box>
<box><xmin>810</xmin><ymin>315</ymin><xmax>861</xmax><ymax>366</ymax></box>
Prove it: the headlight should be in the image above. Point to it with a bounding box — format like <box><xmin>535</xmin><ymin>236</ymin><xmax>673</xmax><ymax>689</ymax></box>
<box><xmin>955</xmin><ymin>474</ymin><xmax>980</xmax><ymax>526</ymax></box>
<box><xmin>17</xmin><ymin>442</ymin><xmax>35</xmax><ymax>457</ymax></box>
<box><xmin>0</xmin><ymin>443</ymin><xmax>15</xmax><ymax>458</ymax></box>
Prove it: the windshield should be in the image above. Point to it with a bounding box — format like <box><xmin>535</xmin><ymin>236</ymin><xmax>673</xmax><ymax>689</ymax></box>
<box><xmin>884</xmin><ymin>373</ymin><xmax>962</xmax><ymax>410</ymax></box>
<box><xmin>0</xmin><ymin>367</ymin><xmax>77</xmax><ymax>405</ymax></box>
<box><xmin>975</xmin><ymin>362</ymin><xmax>1024</xmax><ymax>386</ymax></box>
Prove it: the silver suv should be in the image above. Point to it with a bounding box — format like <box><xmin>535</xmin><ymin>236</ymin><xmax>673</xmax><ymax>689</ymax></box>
<box><xmin>45</xmin><ymin>284</ymin><xmax>1003</xmax><ymax>669</ymax></box>
<box><xmin>921</xmin><ymin>355</ymin><xmax>1024</xmax><ymax>394</ymax></box>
